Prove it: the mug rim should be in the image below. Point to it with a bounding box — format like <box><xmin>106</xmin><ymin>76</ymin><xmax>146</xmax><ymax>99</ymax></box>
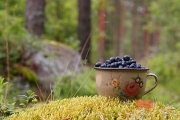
<box><xmin>94</xmin><ymin>67</ymin><xmax>149</xmax><ymax>71</ymax></box>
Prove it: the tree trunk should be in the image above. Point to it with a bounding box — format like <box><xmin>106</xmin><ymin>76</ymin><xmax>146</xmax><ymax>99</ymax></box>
<box><xmin>114</xmin><ymin>0</ymin><xmax>121</xmax><ymax>56</ymax></box>
<box><xmin>132</xmin><ymin>3</ymin><xmax>137</xmax><ymax>59</ymax></box>
<box><xmin>118</xmin><ymin>0</ymin><xmax>127</xmax><ymax>56</ymax></box>
<box><xmin>25</xmin><ymin>0</ymin><xmax>45</xmax><ymax>37</ymax></box>
<box><xmin>154</xmin><ymin>0</ymin><xmax>160</xmax><ymax>47</ymax></box>
<box><xmin>55</xmin><ymin>0</ymin><xmax>60</xmax><ymax>40</ymax></box>
<box><xmin>144</xmin><ymin>29</ymin><xmax>150</xmax><ymax>56</ymax></box>
<box><xmin>143</xmin><ymin>8</ymin><xmax>150</xmax><ymax>57</ymax></box>
<box><xmin>98</xmin><ymin>0</ymin><xmax>106</xmax><ymax>62</ymax></box>
<box><xmin>78</xmin><ymin>0</ymin><xmax>91</xmax><ymax>64</ymax></box>
<box><xmin>153</xmin><ymin>23</ymin><xmax>160</xmax><ymax>47</ymax></box>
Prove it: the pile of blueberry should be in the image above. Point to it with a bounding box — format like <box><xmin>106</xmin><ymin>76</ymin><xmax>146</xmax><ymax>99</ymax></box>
<box><xmin>95</xmin><ymin>55</ymin><xmax>146</xmax><ymax>69</ymax></box>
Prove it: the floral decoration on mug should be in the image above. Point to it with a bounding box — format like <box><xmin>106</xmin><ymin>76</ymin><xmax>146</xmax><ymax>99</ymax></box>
<box><xmin>106</xmin><ymin>73</ymin><xmax>144</xmax><ymax>101</ymax></box>
<box><xmin>106</xmin><ymin>73</ymin><xmax>121</xmax><ymax>91</ymax></box>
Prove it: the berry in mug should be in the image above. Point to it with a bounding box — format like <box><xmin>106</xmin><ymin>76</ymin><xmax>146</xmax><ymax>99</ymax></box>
<box><xmin>95</xmin><ymin>55</ymin><xmax>147</xmax><ymax>69</ymax></box>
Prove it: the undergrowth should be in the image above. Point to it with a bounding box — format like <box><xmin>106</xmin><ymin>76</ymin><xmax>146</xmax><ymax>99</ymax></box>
<box><xmin>0</xmin><ymin>77</ymin><xmax>38</xmax><ymax>119</ymax></box>
<box><xmin>6</xmin><ymin>96</ymin><xmax>180</xmax><ymax>120</ymax></box>
<box><xmin>53</xmin><ymin>67</ymin><xmax>97</xmax><ymax>100</ymax></box>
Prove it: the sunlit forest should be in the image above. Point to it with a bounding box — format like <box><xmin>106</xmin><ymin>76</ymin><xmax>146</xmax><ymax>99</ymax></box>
<box><xmin>0</xmin><ymin>0</ymin><xmax>180</xmax><ymax>118</ymax></box>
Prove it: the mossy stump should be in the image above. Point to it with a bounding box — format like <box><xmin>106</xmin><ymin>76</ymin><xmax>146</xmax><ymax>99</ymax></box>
<box><xmin>6</xmin><ymin>96</ymin><xmax>180</xmax><ymax>120</ymax></box>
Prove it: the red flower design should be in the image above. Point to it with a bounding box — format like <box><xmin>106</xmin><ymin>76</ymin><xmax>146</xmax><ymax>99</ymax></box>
<box><xmin>124</xmin><ymin>82</ymin><xmax>140</xmax><ymax>97</ymax></box>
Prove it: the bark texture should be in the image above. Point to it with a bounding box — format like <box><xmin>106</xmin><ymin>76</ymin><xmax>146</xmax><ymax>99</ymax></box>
<box><xmin>118</xmin><ymin>0</ymin><xmax>127</xmax><ymax>56</ymax></box>
<box><xmin>98</xmin><ymin>0</ymin><xmax>106</xmax><ymax>62</ymax></box>
<box><xmin>25</xmin><ymin>0</ymin><xmax>46</xmax><ymax>37</ymax></box>
<box><xmin>78</xmin><ymin>0</ymin><xmax>91</xmax><ymax>63</ymax></box>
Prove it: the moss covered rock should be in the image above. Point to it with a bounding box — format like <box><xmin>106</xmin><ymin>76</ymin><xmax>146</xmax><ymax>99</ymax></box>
<box><xmin>6</xmin><ymin>96</ymin><xmax>180</xmax><ymax>120</ymax></box>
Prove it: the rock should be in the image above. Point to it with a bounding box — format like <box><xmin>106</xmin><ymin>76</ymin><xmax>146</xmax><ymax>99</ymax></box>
<box><xmin>13</xmin><ymin>76</ymin><xmax>31</xmax><ymax>95</ymax></box>
<box><xmin>29</xmin><ymin>41</ymin><xmax>81</xmax><ymax>93</ymax></box>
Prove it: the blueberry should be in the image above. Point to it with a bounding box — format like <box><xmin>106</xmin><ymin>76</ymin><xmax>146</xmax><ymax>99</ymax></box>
<box><xmin>117</xmin><ymin>61</ymin><xmax>122</xmax><ymax>66</ymax></box>
<box><xmin>105</xmin><ymin>60</ymin><xmax>111</xmax><ymax>64</ymax></box>
<box><xmin>95</xmin><ymin>55</ymin><xmax>146</xmax><ymax>69</ymax></box>
<box><xmin>121</xmin><ymin>61</ymin><xmax>126</xmax><ymax>67</ymax></box>
<box><xmin>123</xmin><ymin>55</ymin><xmax>130</xmax><ymax>61</ymax></box>
<box><xmin>129</xmin><ymin>63</ymin><xmax>136</xmax><ymax>68</ymax></box>
<box><xmin>109</xmin><ymin>57</ymin><xmax>115</xmax><ymax>63</ymax></box>
<box><xmin>119</xmin><ymin>65</ymin><xmax>123</xmax><ymax>68</ymax></box>
<box><xmin>107</xmin><ymin>64</ymin><xmax>111</xmax><ymax>68</ymax></box>
<box><xmin>115</xmin><ymin>56</ymin><xmax>122</xmax><ymax>62</ymax></box>
<box><xmin>110</xmin><ymin>63</ymin><xmax>116</xmax><ymax>68</ymax></box>
<box><xmin>115</xmin><ymin>63</ymin><xmax>119</xmax><ymax>68</ymax></box>
<box><xmin>100</xmin><ymin>63</ymin><xmax>107</xmax><ymax>67</ymax></box>
<box><xmin>114</xmin><ymin>62</ymin><xmax>119</xmax><ymax>67</ymax></box>
<box><xmin>136</xmin><ymin>63</ymin><xmax>141</xmax><ymax>68</ymax></box>
<box><xmin>95</xmin><ymin>62</ymin><xmax>101</xmax><ymax>67</ymax></box>
<box><xmin>125</xmin><ymin>65</ymin><xmax>130</xmax><ymax>68</ymax></box>
<box><xmin>126</xmin><ymin>61</ymin><xmax>131</xmax><ymax>65</ymax></box>
<box><xmin>131</xmin><ymin>60</ymin><xmax>136</xmax><ymax>64</ymax></box>
<box><xmin>141</xmin><ymin>66</ymin><xmax>146</xmax><ymax>69</ymax></box>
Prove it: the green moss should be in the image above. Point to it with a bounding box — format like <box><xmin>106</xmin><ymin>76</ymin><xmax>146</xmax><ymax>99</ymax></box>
<box><xmin>6</xmin><ymin>96</ymin><xmax>180</xmax><ymax>120</ymax></box>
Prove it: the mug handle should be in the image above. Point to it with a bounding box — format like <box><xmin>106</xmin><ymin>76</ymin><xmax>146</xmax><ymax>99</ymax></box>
<box><xmin>143</xmin><ymin>73</ymin><xmax>158</xmax><ymax>95</ymax></box>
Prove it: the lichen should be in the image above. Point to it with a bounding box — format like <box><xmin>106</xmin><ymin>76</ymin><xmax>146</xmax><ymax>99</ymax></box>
<box><xmin>6</xmin><ymin>96</ymin><xmax>180</xmax><ymax>120</ymax></box>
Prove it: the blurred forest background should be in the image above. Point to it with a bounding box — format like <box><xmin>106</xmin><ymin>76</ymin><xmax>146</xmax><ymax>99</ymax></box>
<box><xmin>0</xmin><ymin>0</ymin><xmax>180</xmax><ymax>108</ymax></box>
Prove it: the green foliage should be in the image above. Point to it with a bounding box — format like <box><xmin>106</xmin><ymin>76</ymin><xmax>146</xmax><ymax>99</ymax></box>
<box><xmin>147</xmin><ymin>43</ymin><xmax>180</xmax><ymax>94</ymax></box>
<box><xmin>0</xmin><ymin>77</ymin><xmax>38</xmax><ymax>119</ymax></box>
<box><xmin>18</xmin><ymin>90</ymin><xmax>38</xmax><ymax>108</ymax></box>
<box><xmin>143</xmin><ymin>83</ymin><xmax>180</xmax><ymax>108</ymax></box>
<box><xmin>13</xmin><ymin>65</ymin><xmax>38</xmax><ymax>85</ymax></box>
<box><xmin>53</xmin><ymin>67</ymin><xmax>97</xmax><ymax>99</ymax></box>
<box><xmin>0</xmin><ymin>78</ymin><xmax>16</xmax><ymax>119</ymax></box>
<box><xmin>0</xmin><ymin>77</ymin><xmax>7</xmax><ymax>102</ymax></box>
<box><xmin>45</xmin><ymin>0</ymin><xmax>79</xmax><ymax>50</ymax></box>
<box><xmin>0</xmin><ymin>7</ymin><xmax>40</xmax><ymax>78</ymax></box>
<box><xmin>0</xmin><ymin>102</ymin><xmax>16</xmax><ymax>119</ymax></box>
<box><xmin>148</xmin><ymin>54</ymin><xmax>177</xmax><ymax>83</ymax></box>
<box><xmin>149</xmin><ymin>0</ymin><xmax>180</xmax><ymax>52</ymax></box>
